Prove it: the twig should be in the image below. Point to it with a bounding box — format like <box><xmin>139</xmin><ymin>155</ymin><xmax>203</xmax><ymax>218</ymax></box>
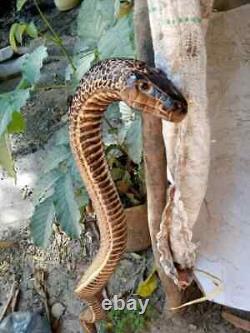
<box><xmin>33</xmin><ymin>268</ymin><xmax>51</xmax><ymax>322</ymax></box>
<box><xmin>0</xmin><ymin>241</ymin><xmax>17</xmax><ymax>249</ymax></box>
<box><xmin>222</xmin><ymin>311</ymin><xmax>250</xmax><ymax>332</ymax></box>
<box><xmin>34</xmin><ymin>84</ymin><xmax>67</xmax><ymax>91</ymax></box>
<box><xmin>10</xmin><ymin>288</ymin><xmax>20</xmax><ymax>312</ymax></box>
<box><xmin>0</xmin><ymin>281</ymin><xmax>19</xmax><ymax>321</ymax></box>
<box><xmin>33</xmin><ymin>0</ymin><xmax>76</xmax><ymax>72</ymax></box>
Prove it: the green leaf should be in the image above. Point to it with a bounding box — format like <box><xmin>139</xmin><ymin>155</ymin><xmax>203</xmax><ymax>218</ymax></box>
<box><xmin>0</xmin><ymin>133</ymin><xmax>15</xmax><ymax>178</ymax></box>
<box><xmin>125</xmin><ymin>113</ymin><xmax>142</xmax><ymax>164</ymax></box>
<box><xmin>26</xmin><ymin>21</ymin><xmax>38</xmax><ymax>38</ymax></box>
<box><xmin>74</xmin><ymin>186</ymin><xmax>89</xmax><ymax>210</ymax></box>
<box><xmin>0</xmin><ymin>89</ymin><xmax>30</xmax><ymax>137</ymax></box>
<box><xmin>54</xmin><ymin>174</ymin><xmax>81</xmax><ymax>238</ymax></box>
<box><xmin>9</xmin><ymin>22</ymin><xmax>38</xmax><ymax>52</ymax></box>
<box><xmin>77</xmin><ymin>0</ymin><xmax>114</xmax><ymax>48</ymax></box>
<box><xmin>17</xmin><ymin>0</ymin><xmax>29</xmax><ymax>11</ymax></box>
<box><xmin>32</xmin><ymin>169</ymin><xmax>61</xmax><ymax>204</ymax></box>
<box><xmin>15</xmin><ymin>23</ymin><xmax>26</xmax><ymax>44</ymax></box>
<box><xmin>9</xmin><ymin>23</ymin><xmax>18</xmax><ymax>52</ymax></box>
<box><xmin>118</xmin><ymin>102</ymin><xmax>134</xmax><ymax>143</ymax></box>
<box><xmin>136</xmin><ymin>269</ymin><xmax>158</xmax><ymax>298</ymax></box>
<box><xmin>74</xmin><ymin>50</ymin><xmax>96</xmax><ymax>81</ymax></box>
<box><xmin>30</xmin><ymin>197</ymin><xmax>55</xmax><ymax>248</ymax></box>
<box><xmin>42</xmin><ymin>145</ymin><xmax>71</xmax><ymax>173</ymax></box>
<box><xmin>7</xmin><ymin>111</ymin><xmax>25</xmax><ymax>133</ymax></box>
<box><xmin>21</xmin><ymin>45</ymin><xmax>48</xmax><ymax>85</ymax></box>
<box><xmin>102</xmin><ymin>103</ymin><xmax>121</xmax><ymax>146</ymax></box>
<box><xmin>98</xmin><ymin>14</ymin><xmax>135</xmax><ymax>59</ymax></box>
<box><xmin>65</xmin><ymin>49</ymin><xmax>96</xmax><ymax>86</ymax></box>
<box><xmin>52</xmin><ymin>125</ymin><xmax>69</xmax><ymax>146</ymax></box>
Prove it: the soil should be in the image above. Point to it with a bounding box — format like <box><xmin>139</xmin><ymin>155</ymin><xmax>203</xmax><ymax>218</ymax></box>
<box><xmin>0</xmin><ymin>1</ymin><xmax>248</xmax><ymax>333</ymax></box>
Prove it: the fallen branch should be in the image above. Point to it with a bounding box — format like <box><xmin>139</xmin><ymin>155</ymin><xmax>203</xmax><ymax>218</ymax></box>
<box><xmin>0</xmin><ymin>280</ymin><xmax>19</xmax><ymax>322</ymax></box>
<box><xmin>222</xmin><ymin>310</ymin><xmax>250</xmax><ymax>332</ymax></box>
<box><xmin>0</xmin><ymin>241</ymin><xmax>17</xmax><ymax>249</ymax></box>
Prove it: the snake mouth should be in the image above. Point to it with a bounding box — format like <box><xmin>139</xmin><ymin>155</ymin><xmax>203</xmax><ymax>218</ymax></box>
<box><xmin>160</xmin><ymin>107</ymin><xmax>187</xmax><ymax>123</ymax></box>
<box><xmin>160</xmin><ymin>99</ymin><xmax>188</xmax><ymax>123</ymax></box>
<box><xmin>161</xmin><ymin>112</ymin><xmax>184</xmax><ymax>123</ymax></box>
<box><xmin>129</xmin><ymin>99</ymin><xmax>187</xmax><ymax>123</ymax></box>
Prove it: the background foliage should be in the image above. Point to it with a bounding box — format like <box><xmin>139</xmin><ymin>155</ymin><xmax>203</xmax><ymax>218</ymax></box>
<box><xmin>1</xmin><ymin>0</ymin><xmax>143</xmax><ymax>247</ymax></box>
<box><xmin>0</xmin><ymin>45</ymin><xmax>47</xmax><ymax>178</ymax></box>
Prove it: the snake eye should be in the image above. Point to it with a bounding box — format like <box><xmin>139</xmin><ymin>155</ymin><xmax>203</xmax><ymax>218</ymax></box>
<box><xmin>138</xmin><ymin>81</ymin><xmax>154</xmax><ymax>94</ymax></box>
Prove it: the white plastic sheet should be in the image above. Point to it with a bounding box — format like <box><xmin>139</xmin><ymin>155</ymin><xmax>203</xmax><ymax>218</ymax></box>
<box><xmin>194</xmin><ymin>5</ymin><xmax>250</xmax><ymax>311</ymax></box>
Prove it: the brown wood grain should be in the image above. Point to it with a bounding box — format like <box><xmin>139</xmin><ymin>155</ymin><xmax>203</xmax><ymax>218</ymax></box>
<box><xmin>133</xmin><ymin>0</ymin><xmax>182</xmax><ymax>309</ymax></box>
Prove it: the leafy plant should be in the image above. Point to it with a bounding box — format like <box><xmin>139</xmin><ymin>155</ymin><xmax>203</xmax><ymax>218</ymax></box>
<box><xmin>1</xmin><ymin>0</ymin><xmax>144</xmax><ymax>247</ymax></box>
<box><xmin>0</xmin><ymin>45</ymin><xmax>48</xmax><ymax>177</ymax></box>
<box><xmin>9</xmin><ymin>21</ymin><xmax>38</xmax><ymax>52</ymax></box>
<box><xmin>1</xmin><ymin>0</ymin><xmax>76</xmax><ymax>178</ymax></box>
<box><xmin>108</xmin><ymin>305</ymin><xmax>146</xmax><ymax>333</ymax></box>
<box><xmin>30</xmin><ymin>0</ymin><xmax>144</xmax><ymax>247</ymax></box>
<box><xmin>98</xmin><ymin>299</ymin><xmax>158</xmax><ymax>333</ymax></box>
<box><xmin>31</xmin><ymin>125</ymin><xmax>89</xmax><ymax>247</ymax></box>
<box><xmin>136</xmin><ymin>267</ymin><xmax>158</xmax><ymax>298</ymax></box>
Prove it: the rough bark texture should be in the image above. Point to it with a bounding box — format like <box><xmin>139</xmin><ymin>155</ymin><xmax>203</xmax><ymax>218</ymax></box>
<box><xmin>133</xmin><ymin>0</ymin><xmax>182</xmax><ymax>308</ymax></box>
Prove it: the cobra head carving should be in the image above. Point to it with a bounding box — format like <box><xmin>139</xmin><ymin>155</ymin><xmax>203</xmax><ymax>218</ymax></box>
<box><xmin>119</xmin><ymin>64</ymin><xmax>188</xmax><ymax>122</ymax></box>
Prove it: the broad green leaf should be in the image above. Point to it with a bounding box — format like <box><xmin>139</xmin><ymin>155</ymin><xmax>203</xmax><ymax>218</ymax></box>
<box><xmin>118</xmin><ymin>102</ymin><xmax>134</xmax><ymax>143</ymax></box>
<box><xmin>77</xmin><ymin>0</ymin><xmax>114</xmax><ymax>47</ymax></box>
<box><xmin>53</xmin><ymin>125</ymin><xmax>69</xmax><ymax>146</ymax></box>
<box><xmin>30</xmin><ymin>197</ymin><xmax>55</xmax><ymax>248</ymax></box>
<box><xmin>0</xmin><ymin>89</ymin><xmax>30</xmax><ymax>137</ymax></box>
<box><xmin>68</xmin><ymin>156</ymin><xmax>83</xmax><ymax>186</ymax></box>
<box><xmin>32</xmin><ymin>169</ymin><xmax>61</xmax><ymax>204</ymax></box>
<box><xmin>9</xmin><ymin>23</ymin><xmax>18</xmax><ymax>52</ymax></box>
<box><xmin>0</xmin><ymin>133</ymin><xmax>15</xmax><ymax>177</ymax></box>
<box><xmin>9</xmin><ymin>22</ymin><xmax>38</xmax><ymax>52</ymax></box>
<box><xmin>17</xmin><ymin>0</ymin><xmax>29</xmax><ymax>11</ymax></box>
<box><xmin>21</xmin><ymin>45</ymin><xmax>48</xmax><ymax>85</ymax></box>
<box><xmin>7</xmin><ymin>111</ymin><xmax>25</xmax><ymax>133</ymax></box>
<box><xmin>136</xmin><ymin>269</ymin><xmax>158</xmax><ymax>298</ymax></box>
<box><xmin>74</xmin><ymin>50</ymin><xmax>96</xmax><ymax>81</ymax></box>
<box><xmin>102</xmin><ymin>103</ymin><xmax>121</xmax><ymax>146</ymax></box>
<box><xmin>15</xmin><ymin>23</ymin><xmax>26</xmax><ymax>44</ymax></box>
<box><xmin>26</xmin><ymin>21</ymin><xmax>38</xmax><ymax>38</ymax></box>
<box><xmin>125</xmin><ymin>113</ymin><xmax>142</xmax><ymax>164</ymax></box>
<box><xmin>98</xmin><ymin>14</ymin><xmax>135</xmax><ymax>59</ymax></box>
<box><xmin>74</xmin><ymin>186</ymin><xmax>89</xmax><ymax>210</ymax></box>
<box><xmin>65</xmin><ymin>49</ymin><xmax>96</xmax><ymax>87</ymax></box>
<box><xmin>54</xmin><ymin>174</ymin><xmax>81</xmax><ymax>238</ymax></box>
<box><xmin>42</xmin><ymin>145</ymin><xmax>71</xmax><ymax>173</ymax></box>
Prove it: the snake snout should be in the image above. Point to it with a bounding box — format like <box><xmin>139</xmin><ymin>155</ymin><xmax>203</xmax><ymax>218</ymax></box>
<box><xmin>173</xmin><ymin>99</ymin><xmax>188</xmax><ymax>115</ymax></box>
<box><xmin>172</xmin><ymin>100</ymin><xmax>188</xmax><ymax>122</ymax></box>
<box><xmin>160</xmin><ymin>97</ymin><xmax>188</xmax><ymax>123</ymax></box>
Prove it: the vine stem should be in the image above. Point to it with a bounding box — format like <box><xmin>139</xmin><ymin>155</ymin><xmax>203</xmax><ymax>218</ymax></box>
<box><xmin>34</xmin><ymin>83</ymin><xmax>67</xmax><ymax>90</ymax></box>
<box><xmin>33</xmin><ymin>0</ymin><xmax>76</xmax><ymax>72</ymax></box>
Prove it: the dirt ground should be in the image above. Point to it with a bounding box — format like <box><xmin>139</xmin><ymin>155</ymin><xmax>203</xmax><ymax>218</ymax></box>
<box><xmin>0</xmin><ymin>1</ymin><xmax>249</xmax><ymax>333</ymax></box>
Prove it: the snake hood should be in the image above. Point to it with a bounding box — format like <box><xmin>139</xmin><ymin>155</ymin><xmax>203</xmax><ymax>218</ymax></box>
<box><xmin>72</xmin><ymin>58</ymin><xmax>187</xmax><ymax>123</ymax></box>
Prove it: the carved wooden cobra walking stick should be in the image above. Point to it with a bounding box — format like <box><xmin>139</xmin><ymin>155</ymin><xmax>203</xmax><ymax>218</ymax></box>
<box><xmin>68</xmin><ymin>58</ymin><xmax>187</xmax><ymax>332</ymax></box>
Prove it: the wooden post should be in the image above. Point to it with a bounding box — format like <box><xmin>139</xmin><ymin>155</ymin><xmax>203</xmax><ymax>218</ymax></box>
<box><xmin>133</xmin><ymin>0</ymin><xmax>182</xmax><ymax>309</ymax></box>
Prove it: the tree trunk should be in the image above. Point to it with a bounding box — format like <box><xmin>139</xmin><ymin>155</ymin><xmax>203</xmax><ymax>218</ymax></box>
<box><xmin>133</xmin><ymin>0</ymin><xmax>182</xmax><ymax>309</ymax></box>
